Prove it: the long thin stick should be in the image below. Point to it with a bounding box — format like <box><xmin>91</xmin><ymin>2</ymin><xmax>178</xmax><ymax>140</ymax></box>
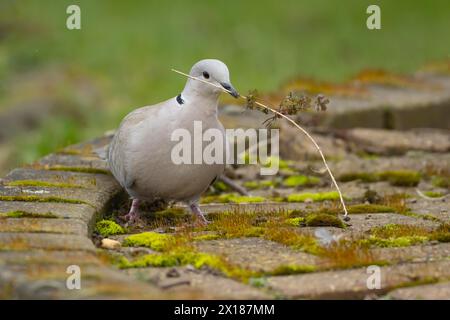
<box><xmin>171</xmin><ymin>68</ymin><xmax>348</xmax><ymax>217</ymax></box>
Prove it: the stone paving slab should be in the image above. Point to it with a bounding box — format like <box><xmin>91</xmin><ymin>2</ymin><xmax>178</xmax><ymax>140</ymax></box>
<box><xmin>374</xmin><ymin>243</ymin><xmax>450</xmax><ymax>264</ymax></box>
<box><xmin>0</xmin><ymin>185</ymin><xmax>117</xmax><ymax>211</ymax></box>
<box><xmin>0</xmin><ymin>233</ymin><xmax>96</xmax><ymax>252</ymax></box>
<box><xmin>266</xmin><ymin>260</ymin><xmax>450</xmax><ymax>299</ymax></box>
<box><xmin>195</xmin><ymin>238</ymin><xmax>320</xmax><ymax>272</ymax></box>
<box><xmin>0</xmin><ymin>264</ymin><xmax>192</xmax><ymax>299</ymax></box>
<box><xmin>0</xmin><ymin>250</ymin><xmax>101</xmax><ymax>266</ymax></box>
<box><xmin>386</xmin><ymin>281</ymin><xmax>450</xmax><ymax>300</ymax></box>
<box><xmin>0</xmin><ymin>201</ymin><xmax>96</xmax><ymax>225</ymax></box>
<box><xmin>0</xmin><ymin>218</ymin><xmax>88</xmax><ymax>236</ymax></box>
<box><xmin>123</xmin><ymin>267</ymin><xmax>271</xmax><ymax>299</ymax></box>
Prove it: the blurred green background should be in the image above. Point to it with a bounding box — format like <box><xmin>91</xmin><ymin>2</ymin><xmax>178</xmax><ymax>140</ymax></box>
<box><xmin>0</xmin><ymin>0</ymin><xmax>449</xmax><ymax>173</ymax></box>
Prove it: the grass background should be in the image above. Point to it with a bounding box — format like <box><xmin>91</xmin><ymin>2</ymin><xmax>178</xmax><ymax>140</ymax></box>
<box><xmin>0</xmin><ymin>0</ymin><xmax>449</xmax><ymax>171</ymax></box>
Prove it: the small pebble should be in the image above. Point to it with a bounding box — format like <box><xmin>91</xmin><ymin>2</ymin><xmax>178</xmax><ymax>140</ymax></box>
<box><xmin>101</xmin><ymin>238</ymin><xmax>121</xmax><ymax>250</ymax></box>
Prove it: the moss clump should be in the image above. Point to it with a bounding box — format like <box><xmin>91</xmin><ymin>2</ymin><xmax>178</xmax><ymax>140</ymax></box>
<box><xmin>431</xmin><ymin>176</ymin><xmax>449</xmax><ymax>189</ymax></box>
<box><xmin>262</xmin><ymin>227</ymin><xmax>321</xmax><ymax>254</ymax></box>
<box><xmin>261</xmin><ymin>156</ymin><xmax>289</xmax><ymax>170</ymax></box>
<box><xmin>430</xmin><ymin>224</ymin><xmax>450</xmax><ymax>242</ymax></box>
<box><xmin>270</xmin><ymin>264</ymin><xmax>316</xmax><ymax>275</ymax></box>
<box><xmin>6</xmin><ymin>180</ymin><xmax>84</xmax><ymax>188</ymax></box>
<box><xmin>117</xmin><ymin>250</ymin><xmax>255</xmax><ymax>280</ymax></box>
<box><xmin>287</xmin><ymin>191</ymin><xmax>341</xmax><ymax>203</ymax></box>
<box><xmin>243</xmin><ymin>180</ymin><xmax>277</xmax><ymax>190</ymax></box>
<box><xmin>285</xmin><ymin>217</ymin><xmax>305</xmax><ymax>226</ymax></box>
<box><xmin>0</xmin><ymin>195</ymin><xmax>90</xmax><ymax>206</ymax></box>
<box><xmin>361</xmin><ymin>223</ymin><xmax>430</xmax><ymax>247</ymax></box>
<box><xmin>339</xmin><ymin>172</ymin><xmax>379</xmax><ymax>183</ymax></box>
<box><xmin>423</xmin><ymin>191</ymin><xmax>445</xmax><ymax>198</ymax></box>
<box><xmin>0</xmin><ymin>211</ymin><xmax>57</xmax><ymax>218</ymax></box>
<box><xmin>361</xmin><ymin>236</ymin><xmax>428</xmax><ymax>248</ymax></box>
<box><xmin>211</xmin><ymin>181</ymin><xmax>229</xmax><ymax>192</ymax></box>
<box><xmin>305</xmin><ymin>213</ymin><xmax>345</xmax><ymax>228</ymax></box>
<box><xmin>347</xmin><ymin>204</ymin><xmax>396</xmax><ymax>214</ymax></box>
<box><xmin>201</xmin><ymin>194</ymin><xmax>266</xmax><ymax>204</ymax></box>
<box><xmin>95</xmin><ymin>220</ymin><xmax>125</xmax><ymax>237</ymax></box>
<box><xmin>339</xmin><ymin>170</ymin><xmax>421</xmax><ymax>187</ymax></box>
<box><xmin>151</xmin><ymin>207</ymin><xmax>188</xmax><ymax>220</ymax></box>
<box><xmin>379</xmin><ymin>171</ymin><xmax>421</xmax><ymax>187</ymax></box>
<box><xmin>282</xmin><ymin>175</ymin><xmax>320</xmax><ymax>187</ymax></box>
<box><xmin>123</xmin><ymin>232</ymin><xmax>175</xmax><ymax>251</ymax></box>
<box><xmin>47</xmin><ymin>166</ymin><xmax>109</xmax><ymax>175</ymax></box>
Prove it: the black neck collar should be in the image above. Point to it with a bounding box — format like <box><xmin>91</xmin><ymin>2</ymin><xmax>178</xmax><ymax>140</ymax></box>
<box><xmin>176</xmin><ymin>94</ymin><xmax>184</xmax><ymax>105</ymax></box>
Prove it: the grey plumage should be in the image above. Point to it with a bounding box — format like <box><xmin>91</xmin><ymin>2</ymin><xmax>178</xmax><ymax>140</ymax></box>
<box><xmin>107</xmin><ymin>59</ymin><xmax>239</xmax><ymax>223</ymax></box>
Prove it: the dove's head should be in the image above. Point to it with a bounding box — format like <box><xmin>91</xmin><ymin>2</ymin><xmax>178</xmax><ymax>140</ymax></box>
<box><xmin>183</xmin><ymin>59</ymin><xmax>239</xmax><ymax>99</ymax></box>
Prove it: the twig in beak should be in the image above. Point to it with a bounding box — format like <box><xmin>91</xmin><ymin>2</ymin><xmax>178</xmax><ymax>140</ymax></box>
<box><xmin>171</xmin><ymin>68</ymin><xmax>349</xmax><ymax>218</ymax></box>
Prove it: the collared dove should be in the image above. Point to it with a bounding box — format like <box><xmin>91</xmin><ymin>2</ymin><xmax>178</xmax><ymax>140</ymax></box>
<box><xmin>108</xmin><ymin>59</ymin><xmax>239</xmax><ymax>224</ymax></box>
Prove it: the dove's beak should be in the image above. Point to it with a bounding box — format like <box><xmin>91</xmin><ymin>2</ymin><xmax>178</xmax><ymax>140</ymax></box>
<box><xmin>221</xmin><ymin>82</ymin><xmax>239</xmax><ymax>98</ymax></box>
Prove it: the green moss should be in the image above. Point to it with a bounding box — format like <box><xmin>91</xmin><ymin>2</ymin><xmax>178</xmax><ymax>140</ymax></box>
<box><xmin>305</xmin><ymin>213</ymin><xmax>346</xmax><ymax>228</ymax></box>
<box><xmin>361</xmin><ymin>223</ymin><xmax>430</xmax><ymax>247</ymax></box>
<box><xmin>423</xmin><ymin>191</ymin><xmax>445</xmax><ymax>198</ymax></box>
<box><xmin>201</xmin><ymin>193</ymin><xmax>266</xmax><ymax>204</ymax></box>
<box><xmin>431</xmin><ymin>176</ymin><xmax>449</xmax><ymax>189</ymax></box>
<box><xmin>0</xmin><ymin>211</ymin><xmax>58</xmax><ymax>218</ymax></box>
<box><xmin>282</xmin><ymin>175</ymin><xmax>320</xmax><ymax>187</ymax></box>
<box><xmin>261</xmin><ymin>156</ymin><xmax>289</xmax><ymax>170</ymax></box>
<box><xmin>347</xmin><ymin>204</ymin><xmax>396</xmax><ymax>214</ymax></box>
<box><xmin>116</xmin><ymin>250</ymin><xmax>256</xmax><ymax>280</ymax></box>
<box><xmin>123</xmin><ymin>232</ymin><xmax>175</xmax><ymax>251</ymax></box>
<box><xmin>152</xmin><ymin>207</ymin><xmax>188</xmax><ymax>220</ymax></box>
<box><xmin>339</xmin><ymin>172</ymin><xmax>379</xmax><ymax>183</ymax></box>
<box><xmin>6</xmin><ymin>180</ymin><xmax>84</xmax><ymax>188</ymax></box>
<box><xmin>430</xmin><ymin>224</ymin><xmax>450</xmax><ymax>242</ymax></box>
<box><xmin>212</xmin><ymin>181</ymin><xmax>229</xmax><ymax>192</ymax></box>
<box><xmin>0</xmin><ymin>195</ymin><xmax>90</xmax><ymax>206</ymax></box>
<box><xmin>339</xmin><ymin>170</ymin><xmax>421</xmax><ymax>187</ymax></box>
<box><xmin>285</xmin><ymin>217</ymin><xmax>305</xmax><ymax>226</ymax></box>
<box><xmin>95</xmin><ymin>220</ymin><xmax>125</xmax><ymax>237</ymax></box>
<box><xmin>243</xmin><ymin>180</ymin><xmax>277</xmax><ymax>190</ymax></box>
<box><xmin>47</xmin><ymin>166</ymin><xmax>109</xmax><ymax>175</ymax></box>
<box><xmin>229</xmin><ymin>195</ymin><xmax>266</xmax><ymax>203</ymax></box>
<box><xmin>287</xmin><ymin>191</ymin><xmax>342</xmax><ymax>203</ymax></box>
<box><xmin>379</xmin><ymin>170</ymin><xmax>421</xmax><ymax>187</ymax></box>
<box><xmin>361</xmin><ymin>235</ymin><xmax>428</xmax><ymax>247</ymax></box>
<box><xmin>270</xmin><ymin>264</ymin><xmax>316</xmax><ymax>275</ymax></box>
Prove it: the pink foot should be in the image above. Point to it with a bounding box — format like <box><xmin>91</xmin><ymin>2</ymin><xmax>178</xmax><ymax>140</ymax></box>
<box><xmin>122</xmin><ymin>199</ymin><xmax>142</xmax><ymax>225</ymax></box>
<box><xmin>189</xmin><ymin>203</ymin><xmax>209</xmax><ymax>227</ymax></box>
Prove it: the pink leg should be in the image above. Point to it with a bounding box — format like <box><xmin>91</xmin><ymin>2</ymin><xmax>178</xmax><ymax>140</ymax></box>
<box><xmin>189</xmin><ymin>203</ymin><xmax>209</xmax><ymax>226</ymax></box>
<box><xmin>124</xmin><ymin>198</ymin><xmax>141</xmax><ymax>223</ymax></box>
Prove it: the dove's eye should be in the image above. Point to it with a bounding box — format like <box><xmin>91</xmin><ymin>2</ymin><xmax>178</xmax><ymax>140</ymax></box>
<box><xmin>202</xmin><ymin>71</ymin><xmax>210</xmax><ymax>79</ymax></box>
